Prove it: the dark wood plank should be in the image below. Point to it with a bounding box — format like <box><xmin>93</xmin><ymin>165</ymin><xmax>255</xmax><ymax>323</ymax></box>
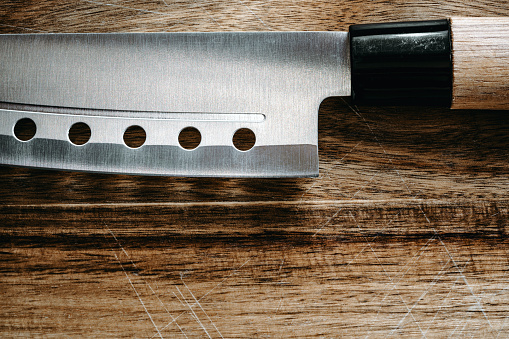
<box><xmin>1</xmin><ymin>1</ymin><xmax>508</xmax><ymax>337</ymax></box>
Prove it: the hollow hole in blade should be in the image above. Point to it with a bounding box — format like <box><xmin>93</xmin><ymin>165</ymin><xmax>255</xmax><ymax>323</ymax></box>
<box><xmin>123</xmin><ymin>125</ymin><xmax>146</xmax><ymax>148</ymax></box>
<box><xmin>233</xmin><ymin>128</ymin><xmax>256</xmax><ymax>151</ymax></box>
<box><xmin>13</xmin><ymin>118</ymin><xmax>37</xmax><ymax>141</ymax></box>
<box><xmin>68</xmin><ymin>122</ymin><xmax>91</xmax><ymax>145</ymax></box>
<box><xmin>178</xmin><ymin>127</ymin><xmax>201</xmax><ymax>150</ymax></box>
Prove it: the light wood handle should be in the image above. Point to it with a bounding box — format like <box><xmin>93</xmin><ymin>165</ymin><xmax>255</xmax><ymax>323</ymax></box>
<box><xmin>451</xmin><ymin>17</ymin><xmax>509</xmax><ymax>110</ymax></box>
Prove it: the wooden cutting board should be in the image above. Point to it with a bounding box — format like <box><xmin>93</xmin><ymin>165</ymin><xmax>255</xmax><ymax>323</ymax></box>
<box><xmin>1</xmin><ymin>1</ymin><xmax>508</xmax><ymax>337</ymax></box>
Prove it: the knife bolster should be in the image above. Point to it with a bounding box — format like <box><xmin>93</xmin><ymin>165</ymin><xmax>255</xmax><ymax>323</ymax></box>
<box><xmin>350</xmin><ymin>20</ymin><xmax>452</xmax><ymax>106</ymax></box>
<box><xmin>450</xmin><ymin>17</ymin><xmax>509</xmax><ymax>110</ymax></box>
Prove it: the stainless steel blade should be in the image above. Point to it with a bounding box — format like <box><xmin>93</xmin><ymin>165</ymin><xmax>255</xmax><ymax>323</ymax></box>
<box><xmin>0</xmin><ymin>32</ymin><xmax>350</xmax><ymax>177</ymax></box>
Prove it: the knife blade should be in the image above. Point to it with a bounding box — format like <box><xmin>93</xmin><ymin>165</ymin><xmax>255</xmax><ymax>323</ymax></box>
<box><xmin>1</xmin><ymin>17</ymin><xmax>507</xmax><ymax>177</ymax></box>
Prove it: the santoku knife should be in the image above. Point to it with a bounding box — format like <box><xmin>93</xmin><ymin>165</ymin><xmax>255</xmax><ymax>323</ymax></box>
<box><xmin>1</xmin><ymin>17</ymin><xmax>508</xmax><ymax>177</ymax></box>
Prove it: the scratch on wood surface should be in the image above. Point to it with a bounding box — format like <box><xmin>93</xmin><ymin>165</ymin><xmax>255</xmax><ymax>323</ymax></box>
<box><xmin>312</xmin><ymin>99</ymin><xmax>416</xmax><ymax>237</ymax></box>
<box><xmin>155</xmin><ymin>258</ymin><xmax>251</xmax><ymax>337</ymax></box>
<box><xmin>423</xmin><ymin>265</ymin><xmax>466</xmax><ymax>336</ymax></box>
<box><xmin>344</xmin><ymin>100</ymin><xmax>497</xmax><ymax>336</ymax></box>
<box><xmin>113</xmin><ymin>251</ymin><xmax>164</xmax><ymax>338</ymax></box>
<box><xmin>236</xmin><ymin>0</ymin><xmax>273</xmax><ymax>29</ymax></box>
<box><xmin>299</xmin><ymin>141</ymin><xmax>362</xmax><ymax>200</ymax></box>
<box><xmin>342</xmin><ymin>98</ymin><xmax>502</xmax><ymax>337</ymax></box>
<box><xmin>273</xmin><ymin>257</ymin><xmax>286</xmax><ymax>317</ymax></box>
<box><xmin>197</xmin><ymin>258</ymin><xmax>251</xmax><ymax>301</ymax></box>
<box><xmin>493</xmin><ymin>277</ymin><xmax>509</xmax><ymax>338</ymax></box>
<box><xmin>387</xmin><ymin>257</ymin><xmax>451</xmax><ymax>337</ymax></box>
<box><xmin>312</xmin><ymin>169</ymin><xmax>382</xmax><ymax>236</ymax></box>
<box><xmin>106</xmin><ymin>225</ymin><xmax>191</xmax><ymax>338</ymax></box>
<box><xmin>496</xmin><ymin>315</ymin><xmax>509</xmax><ymax>339</ymax></box>
<box><xmin>341</xmin><ymin>98</ymin><xmax>417</xmax><ymax>199</ymax></box>
<box><xmin>366</xmin><ymin>237</ymin><xmax>437</xmax><ymax>332</ymax></box>
<box><xmin>181</xmin><ymin>277</ymin><xmax>224</xmax><ymax>339</ymax></box>
<box><xmin>175</xmin><ymin>286</ymin><xmax>213</xmax><ymax>339</ymax></box>
<box><xmin>106</xmin><ymin>226</ymin><xmax>167</xmax><ymax>338</ymax></box>
<box><xmin>436</xmin><ymin>233</ymin><xmax>497</xmax><ymax>336</ymax></box>
<box><xmin>350</xmin><ymin>211</ymin><xmax>430</xmax><ymax>337</ymax></box>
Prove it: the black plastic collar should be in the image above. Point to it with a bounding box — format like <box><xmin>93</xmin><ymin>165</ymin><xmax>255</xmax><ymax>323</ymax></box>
<box><xmin>350</xmin><ymin>19</ymin><xmax>452</xmax><ymax>106</ymax></box>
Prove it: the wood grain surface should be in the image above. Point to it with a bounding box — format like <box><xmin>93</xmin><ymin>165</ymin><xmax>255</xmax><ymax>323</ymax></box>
<box><xmin>451</xmin><ymin>17</ymin><xmax>509</xmax><ymax>110</ymax></box>
<box><xmin>1</xmin><ymin>1</ymin><xmax>509</xmax><ymax>338</ymax></box>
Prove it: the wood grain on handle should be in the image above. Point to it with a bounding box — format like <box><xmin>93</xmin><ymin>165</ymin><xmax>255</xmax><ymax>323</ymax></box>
<box><xmin>451</xmin><ymin>17</ymin><xmax>509</xmax><ymax>110</ymax></box>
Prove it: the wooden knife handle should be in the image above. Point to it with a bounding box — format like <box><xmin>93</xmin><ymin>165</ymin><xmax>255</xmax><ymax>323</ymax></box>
<box><xmin>350</xmin><ymin>18</ymin><xmax>509</xmax><ymax>110</ymax></box>
<box><xmin>451</xmin><ymin>17</ymin><xmax>509</xmax><ymax>110</ymax></box>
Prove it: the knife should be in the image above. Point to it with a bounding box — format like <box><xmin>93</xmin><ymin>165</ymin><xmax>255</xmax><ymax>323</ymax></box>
<box><xmin>1</xmin><ymin>17</ymin><xmax>507</xmax><ymax>177</ymax></box>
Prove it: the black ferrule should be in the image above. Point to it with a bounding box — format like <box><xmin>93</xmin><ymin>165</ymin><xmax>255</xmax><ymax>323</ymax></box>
<box><xmin>350</xmin><ymin>19</ymin><xmax>452</xmax><ymax>106</ymax></box>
